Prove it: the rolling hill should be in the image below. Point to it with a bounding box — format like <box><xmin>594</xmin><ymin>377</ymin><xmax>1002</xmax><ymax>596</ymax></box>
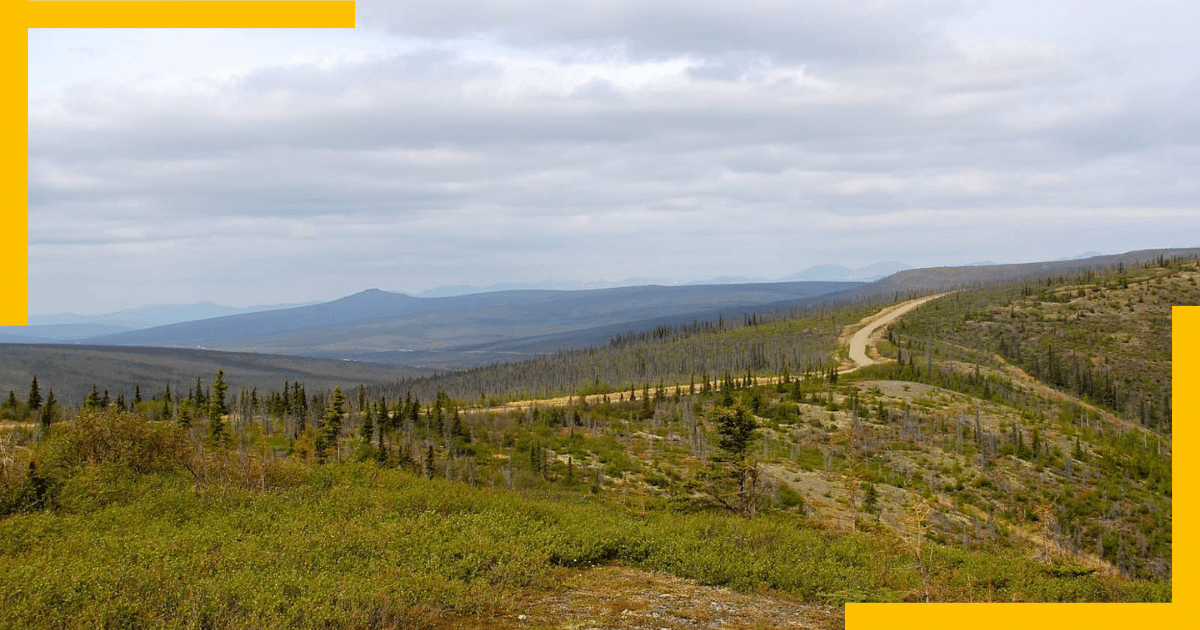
<box><xmin>76</xmin><ymin>282</ymin><xmax>866</xmax><ymax>367</ymax></box>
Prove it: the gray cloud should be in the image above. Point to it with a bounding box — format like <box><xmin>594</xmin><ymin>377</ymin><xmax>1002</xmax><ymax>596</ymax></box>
<box><xmin>25</xmin><ymin>1</ymin><xmax>1200</xmax><ymax>313</ymax></box>
<box><xmin>357</xmin><ymin>0</ymin><xmax>970</xmax><ymax>64</ymax></box>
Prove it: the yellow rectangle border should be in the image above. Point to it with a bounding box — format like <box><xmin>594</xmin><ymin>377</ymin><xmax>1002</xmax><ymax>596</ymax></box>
<box><xmin>24</xmin><ymin>1</ymin><xmax>357</xmax><ymax>29</ymax></box>
<box><xmin>5</xmin><ymin>2</ymin><xmax>1195</xmax><ymax>629</ymax></box>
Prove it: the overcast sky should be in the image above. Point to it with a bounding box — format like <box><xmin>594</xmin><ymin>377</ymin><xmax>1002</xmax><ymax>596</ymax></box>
<box><xmin>27</xmin><ymin>0</ymin><xmax>1200</xmax><ymax>314</ymax></box>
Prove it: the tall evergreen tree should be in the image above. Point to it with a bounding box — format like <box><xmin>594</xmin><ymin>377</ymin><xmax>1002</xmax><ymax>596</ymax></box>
<box><xmin>27</xmin><ymin>376</ymin><xmax>42</xmax><ymax>411</ymax></box>
<box><xmin>711</xmin><ymin>405</ymin><xmax>761</xmax><ymax>517</ymax></box>
<box><xmin>84</xmin><ymin>384</ymin><xmax>100</xmax><ymax>410</ymax></box>
<box><xmin>293</xmin><ymin>382</ymin><xmax>308</xmax><ymax>436</ymax></box>
<box><xmin>193</xmin><ymin>377</ymin><xmax>205</xmax><ymax>408</ymax></box>
<box><xmin>208</xmin><ymin>370</ymin><xmax>229</xmax><ymax>446</ymax></box>
<box><xmin>38</xmin><ymin>389</ymin><xmax>56</xmax><ymax>430</ymax></box>
<box><xmin>361</xmin><ymin>403</ymin><xmax>375</xmax><ymax>444</ymax></box>
<box><xmin>315</xmin><ymin>386</ymin><xmax>346</xmax><ymax>463</ymax></box>
<box><xmin>530</xmin><ymin>442</ymin><xmax>542</xmax><ymax>476</ymax></box>
<box><xmin>161</xmin><ymin>382</ymin><xmax>173</xmax><ymax>420</ymax></box>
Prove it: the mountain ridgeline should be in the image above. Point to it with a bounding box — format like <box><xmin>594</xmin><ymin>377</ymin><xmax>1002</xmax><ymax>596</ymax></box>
<box><xmin>2</xmin><ymin>247</ymin><xmax>1198</xmax><ymax>407</ymax></box>
<box><xmin>70</xmin><ymin>281</ymin><xmax>867</xmax><ymax>366</ymax></box>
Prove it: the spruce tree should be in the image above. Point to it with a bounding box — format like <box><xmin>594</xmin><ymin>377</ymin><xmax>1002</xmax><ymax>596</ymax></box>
<box><xmin>84</xmin><ymin>385</ymin><xmax>100</xmax><ymax>410</ymax></box>
<box><xmin>361</xmin><ymin>403</ymin><xmax>375</xmax><ymax>444</ymax></box>
<box><xmin>315</xmin><ymin>386</ymin><xmax>346</xmax><ymax>463</ymax></box>
<box><xmin>713</xmin><ymin>405</ymin><xmax>760</xmax><ymax>516</ymax></box>
<box><xmin>451</xmin><ymin>409</ymin><xmax>468</xmax><ymax>441</ymax></box>
<box><xmin>863</xmin><ymin>482</ymin><xmax>880</xmax><ymax>516</ymax></box>
<box><xmin>376</xmin><ymin>398</ymin><xmax>387</xmax><ymax>450</ymax></box>
<box><xmin>162</xmin><ymin>383</ymin><xmax>173</xmax><ymax>420</ymax></box>
<box><xmin>27</xmin><ymin>376</ymin><xmax>42</xmax><ymax>411</ymax></box>
<box><xmin>208</xmin><ymin>370</ymin><xmax>229</xmax><ymax>446</ymax></box>
<box><xmin>530</xmin><ymin>442</ymin><xmax>542</xmax><ymax>476</ymax></box>
<box><xmin>38</xmin><ymin>389</ymin><xmax>56</xmax><ymax>430</ymax></box>
<box><xmin>294</xmin><ymin>382</ymin><xmax>308</xmax><ymax>433</ymax></box>
<box><xmin>378</xmin><ymin>396</ymin><xmax>389</xmax><ymax>432</ymax></box>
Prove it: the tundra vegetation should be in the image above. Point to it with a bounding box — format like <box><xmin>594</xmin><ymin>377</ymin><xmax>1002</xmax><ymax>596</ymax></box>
<box><xmin>1</xmin><ymin>256</ymin><xmax>1188</xmax><ymax>628</ymax></box>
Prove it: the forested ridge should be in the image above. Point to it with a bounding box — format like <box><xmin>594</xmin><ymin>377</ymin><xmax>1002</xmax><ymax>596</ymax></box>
<box><xmin>889</xmin><ymin>254</ymin><xmax>1189</xmax><ymax>432</ymax></box>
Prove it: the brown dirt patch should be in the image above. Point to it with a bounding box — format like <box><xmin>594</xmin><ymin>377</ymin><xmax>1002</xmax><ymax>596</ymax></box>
<box><xmin>443</xmin><ymin>566</ymin><xmax>843</xmax><ymax>630</ymax></box>
<box><xmin>532</xmin><ymin>566</ymin><xmax>843</xmax><ymax>630</ymax></box>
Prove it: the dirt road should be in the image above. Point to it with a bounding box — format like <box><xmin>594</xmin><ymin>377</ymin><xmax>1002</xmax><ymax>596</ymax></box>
<box><xmin>469</xmin><ymin>294</ymin><xmax>948</xmax><ymax>411</ymax></box>
<box><xmin>844</xmin><ymin>293</ymin><xmax>948</xmax><ymax>372</ymax></box>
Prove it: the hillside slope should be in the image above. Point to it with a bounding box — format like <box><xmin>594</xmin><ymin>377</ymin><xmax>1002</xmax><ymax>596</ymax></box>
<box><xmin>0</xmin><ymin>344</ymin><xmax>427</xmax><ymax>407</ymax></box>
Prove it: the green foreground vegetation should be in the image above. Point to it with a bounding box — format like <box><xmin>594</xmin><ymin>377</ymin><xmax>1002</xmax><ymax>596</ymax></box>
<box><xmin>0</xmin><ymin>411</ymin><xmax>1166</xmax><ymax>629</ymax></box>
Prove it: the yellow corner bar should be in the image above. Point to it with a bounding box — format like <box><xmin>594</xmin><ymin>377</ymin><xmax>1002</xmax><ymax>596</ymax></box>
<box><xmin>24</xmin><ymin>1</ymin><xmax>356</xmax><ymax>29</ymax></box>
<box><xmin>5</xmin><ymin>1</ymin><xmax>354</xmax><ymax>325</ymax></box>
<box><xmin>4</xmin><ymin>19</ymin><xmax>29</xmax><ymax>325</ymax></box>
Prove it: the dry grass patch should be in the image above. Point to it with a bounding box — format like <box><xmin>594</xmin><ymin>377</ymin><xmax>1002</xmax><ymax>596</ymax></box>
<box><xmin>512</xmin><ymin>566</ymin><xmax>843</xmax><ymax>630</ymax></box>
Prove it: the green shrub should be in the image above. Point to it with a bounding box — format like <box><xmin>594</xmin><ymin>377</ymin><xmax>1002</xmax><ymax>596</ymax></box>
<box><xmin>39</xmin><ymin>410</ymin><xmax>191</xmax><ymax>476</ymax></box>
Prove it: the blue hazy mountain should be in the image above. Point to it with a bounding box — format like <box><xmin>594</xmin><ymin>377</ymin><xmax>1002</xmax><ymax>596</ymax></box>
<box><xmin>78</xmin><ymin>282</ymin><xmax>865</xmax><ymax>367</ymax></box>
<box><xmin>30</xmin><ymin>300</ymin><xmax>320</xmax><ymax>329</ymax></box>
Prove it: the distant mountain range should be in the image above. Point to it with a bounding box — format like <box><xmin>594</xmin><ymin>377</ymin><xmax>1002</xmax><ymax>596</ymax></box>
<box><xmin>2</xmin><ymin>300</ymin><xmax>323</xmax><ymax>345</ymax></box>
<box><xmin>27</xmin><ymin>300</ymin><xmax>321</xmax><ymax>329</ymax></box>
<box><xmin>13</xmin><ymin>262</ymin><xmax>914</xmax><ymax>338</ymax></box>
<box><xmin>4</xmin><ymin>247</ymin><xmax>1198</xmax><ymax>396</ymax></box>
<box><xmin>7</xmin><ymin>248</ymin><xmax>1197</xmax><ymax>366</ymax></box>
<box><xmin>70</xmin><ymin>282</ymin><xmax>865</xmax><ymax>368</ymax></box>
<box><xmin>0</xmin><ymin>323</ymin><xmax>134</xmax><ymax>344</ymax></box>
<box><xmin>12</xmin><ymin>256</ymin><xmax>1116</xmax><ymax>327</ymax></box>
<box><xmin>412</xmin><ymin>262</ymin><xmax>913</xmax><ymax>297</ymax></box>
<box><xmin>412</xmin><ymin>277</ymin><xmax>675</xmax><ymax>298</ymax></box>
